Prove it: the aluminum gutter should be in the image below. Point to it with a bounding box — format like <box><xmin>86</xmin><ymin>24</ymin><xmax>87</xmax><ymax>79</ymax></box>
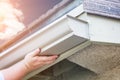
<box><xmin>0</xmin><ymin>4</ymin><xmax>90</xmax><ymax>79</ymax></box>
<box><xmin>0</xmin><ymin>4</ymin><xmax>89</xmax><ymax>69</ymax></box>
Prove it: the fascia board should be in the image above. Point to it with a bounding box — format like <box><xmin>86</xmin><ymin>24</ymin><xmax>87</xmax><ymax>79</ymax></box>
<box><xmin>87</xmin><ymin>14</ymin><xmax>120</xmax><ymax>44</ymax></box>
<box><xmin>73</xmin><ymin>7</ymin><xmax>120</xmax><ymax>44</ymax></box>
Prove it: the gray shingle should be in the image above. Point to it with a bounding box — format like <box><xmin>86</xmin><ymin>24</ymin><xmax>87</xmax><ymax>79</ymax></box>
<box><xmin>83</xmin><ymin>0</ymin><xmax>120</xmax><ymax>19</ymax></box>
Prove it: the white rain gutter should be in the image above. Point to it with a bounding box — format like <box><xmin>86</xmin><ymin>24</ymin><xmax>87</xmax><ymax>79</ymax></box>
<box><xmin>0</xmin><ymin>4</ymin><xmax>89</xmax><ymax>70</ymax></box>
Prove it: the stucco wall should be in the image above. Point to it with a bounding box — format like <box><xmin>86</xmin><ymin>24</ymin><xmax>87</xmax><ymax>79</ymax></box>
<box><xmin>68</xmin><ymin>43</ymin><xmax>120</xmax><ymax>74</ymax></box>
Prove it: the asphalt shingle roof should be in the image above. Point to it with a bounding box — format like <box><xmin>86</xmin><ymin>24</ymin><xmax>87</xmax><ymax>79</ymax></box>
<box><xmin>83</xmin><ymin>0</ymin><xmax>120</xmax><ymax>19</ymax></box>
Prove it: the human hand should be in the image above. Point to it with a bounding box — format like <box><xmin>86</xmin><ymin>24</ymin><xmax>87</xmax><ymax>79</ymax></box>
<box><xmin>23</xmin><ymin>48</ymin><xmax>58</xmax><ymax>72</ymax></box>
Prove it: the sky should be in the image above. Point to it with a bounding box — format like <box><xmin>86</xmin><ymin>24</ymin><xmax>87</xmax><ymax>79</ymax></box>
<box><xmin>0</xmin><ymin>0</ymin><xmax>62</xmax><ymax>50</ymax></box>
<box><xmin>18</xmin><ymin>0</ymin><xmax>61</xmax><ymax>26</ymax></box>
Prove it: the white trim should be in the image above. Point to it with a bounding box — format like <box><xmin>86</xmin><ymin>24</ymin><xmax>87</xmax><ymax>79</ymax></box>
<box><xmin>87</xmin><ymin>14</ymin><xmax>120</xmax><ymax>44</ymax></box>
<box><xmin>74</xmin><ymin>9</ymin><xmax>120</xmax><ymax>44</ymax></box>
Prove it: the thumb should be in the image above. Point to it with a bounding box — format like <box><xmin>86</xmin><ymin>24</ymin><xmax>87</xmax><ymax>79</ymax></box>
<box><xmin>29</xmin><ymin>48</ymin><xmax>41</xmax><ymax>57</ymax></box>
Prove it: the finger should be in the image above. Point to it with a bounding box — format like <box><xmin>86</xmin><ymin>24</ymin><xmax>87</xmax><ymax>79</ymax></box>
<box><xmin>35</xmin><ymin>60</ymin><xmax>55</xmax><ymax>66</ymax></box>
<box><xmin>29</xmin><ymin>48</ymin><xmax>41</xmax><ymax>57</ymax></box>
<box><xmin>37</xmin><ymin>55</ymin><xmax>58</xmax><ymax>62</ymax></box>
<box><xmin>43</xmin><ymin>60</ymin><xmax>55</xmax><ymax>65</ymax></box>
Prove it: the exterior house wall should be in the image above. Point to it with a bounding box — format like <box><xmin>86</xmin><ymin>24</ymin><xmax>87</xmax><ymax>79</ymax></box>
<box><xmin>68</xmin><ymin>43</ymin><xmax>120</xmax><ymax>74</ymax></box>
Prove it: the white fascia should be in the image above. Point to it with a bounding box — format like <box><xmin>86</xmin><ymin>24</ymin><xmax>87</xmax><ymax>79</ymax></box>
<box><xmin>76</xmin><ymin>9</ymin><xmax>120</xmax><ymax>44</ymax></box>
<box><xmin>87</xmin><ymin>14</ymin><xmax>120</xmax><ymax>44</ymax></box>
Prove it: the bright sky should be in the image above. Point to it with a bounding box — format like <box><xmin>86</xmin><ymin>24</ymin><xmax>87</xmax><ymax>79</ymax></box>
<box><xmin>0</xmin><ymin>0</ymin><xmax>61</xmax><ymax>40</ymax></box>
<box><xmin>0</xmin><ymin>0</ymin><xmax>25</xmax><ymax>40</ymax></box>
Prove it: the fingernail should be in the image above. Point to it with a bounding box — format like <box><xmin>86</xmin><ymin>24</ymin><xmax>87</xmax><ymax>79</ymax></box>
<box><xmin>35</xmin><ymin>48</ymin><xmax>41</xmax><ymax>53</ymax></box>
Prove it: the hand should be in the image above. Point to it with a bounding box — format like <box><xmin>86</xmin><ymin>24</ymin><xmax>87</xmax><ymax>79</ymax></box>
<box><xmin>0</xmin><ymin>49</ymin><xmax>58</xmax><ymax>80</ymax></box>
<box><xmin>23</xmin><ymin>48</ymin><xmax>58</xmax><ymax>72</ymax></box>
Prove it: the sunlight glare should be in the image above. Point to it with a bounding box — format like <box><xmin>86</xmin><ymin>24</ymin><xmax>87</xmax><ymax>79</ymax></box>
<box><xmin>0</xmin><ymin>0</ymin><xmax>25</xmax><ymax>40</ymax></box>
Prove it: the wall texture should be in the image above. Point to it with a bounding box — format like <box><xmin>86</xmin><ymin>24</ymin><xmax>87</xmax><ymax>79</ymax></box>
<box><xmin>68</xmin><ymin>43</ymin><xmax>120</xmax><ymax>74</ymax></box>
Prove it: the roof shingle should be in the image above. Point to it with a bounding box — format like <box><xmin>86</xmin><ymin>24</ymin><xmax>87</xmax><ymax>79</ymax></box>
<box><xmin>83</xmin><ymin>0</ymin><xmax>120</xmax><ymax>19</ymax></box>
